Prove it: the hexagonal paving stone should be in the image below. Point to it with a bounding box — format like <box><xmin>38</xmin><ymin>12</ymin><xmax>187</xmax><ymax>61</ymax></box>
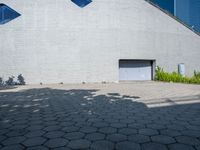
<box><xmin>44</xmin><ymin>131</ymin><xmax>64</xmax><ymax>138</ymax></box>
<box><xmin>25</xmin><ymin>130</ymin><xmax>46</xmax><ymax>138</ymax></box>
<box><xmin>23</xmin><ymin>137</ymin><xmax>47</xmax><ymax>147</ymax></box>
<box><xmin>181</xmin><ymin>130</ymin><xmax>200</xmax><ymax>138</ymax></box>
<box><xmin>92</xmin><ymin>122</ymin><xmax>109</xmax><ymax>128</ymax></box>
<box><xmin>110</xmin><ymin>123</ymin><xmax>126</xmax><ymax>128</ymax></box>
<box><xmin>116</xmin><ymin>141</ymin><xmax>140</xmax><ymax>150</ymax></box>
<box><xmin>0</xmin><ymin>144</ymin><xmax>25</xmax><ymax>150</ymax></box>
<box><xmin>128</xmin><ymin>123</ymin><xmax>145</xmax><ymax>129</ymax></box>
<box><xmin>68</xmin><ymin>139</ymin><xmax>91</xmax><ymax>149</ymax></box>
<box><xmin>151</xmin><ymin>135</ymin><xmax>176</xmax><ymax>144</ymax></box>
<box><xmin>99</xmin><ymin>127</ymin><xmax>117</xmax><ymax>134</ymax></box>
<box><xmin>59</xmin><ymin>122</ymin><xmax>74</xmax><ymax>127</ymax></box>
<box><xmin>43</xmin><ymin>125</ymin><xmax>60</xmax><ymax>132</ymax></box>
<box><xmin>2</xmin><ymin>136</ymin><xmax>26</xmax><ymax>145</ymax></box>
<box><xmin>44</xmin><ymin>121</ymin><xmax>58</xmax><ymax>126</ymax></box>
<box><xmin>128</xmin><ymin>134</ymin><xmax>150</xmax><ymax>143</ymax></box>
<box><xmin>64</xmin><ymin>132</ymin><xmax>85</xmax><ymax>140</ymax></box>
<box><xmin>85</xmin><ymin>133</ymin><xmax>105</xmax><ymax>141</ymax></box>
<box><xmin>141</xmin><ymin>142</ymin><xmax>168</xmax><ymax>150</ymax></box>
<box><xmin>160</xmin><ymin>129</ymin><xmax>181</xmax><ymax>137</ymax></box>
<box><xmin>26</xmin><ymin>146</ymin><xmax>48</xmax><ymax>150</ymax></box>
<box><xmin>10</xmin><ymin>125</ymin><xmax>28</xmax><ymax>130</ymax></box>
<box><xmin>104</xmin><ymin>118</ymin><xmax>118</xmax><ymax>123</ymax></box>
<box><xmin>62</xmin><ymin>126</ymin><xmax>79</xmax><ymax>132</ymax></box>
<box><xmin>44</xmin><ymin>138</ymin><xmax>68</xmax><ymax>148</ymax></box>
<box><xmin>53</xmin><ymin>147</ymin><xmax>72</xmax><ymax>150</ymax></box>
<box><xmin>0</xmin><ymin>135</ymin><xmax>6</xmax><ymax>142</ymax></box>
<box><xmin>91</xmin><ymin>140</ymin><xmax>114</xmax><ymax>150</ymax></box>
<box><xmin>106</xmin><ymin>134</ymin><xmax>127</xmax><ymax>142</ymax></box>
<box><xmin>120</xmin><ymin>118</ymin><xmax>135</xmax><ymax>124</ymax></box>
<box><xmin>80</xmin><ymin>126</ymin><xmax>97</xmax><ymax>133</ymax></box>
<box><xmin>147</xmin><ymin>123</ymin><xmax>166</xmax><ymax>130</ymax></box>
<box><xmin>139</xmin><ymin>128</ymin><xmax>159</xmax><ymax>136</ymax></box>
<box><xmin>0</xmin><ymin>129</ymin><xmax>9</xmax><ymax>135</ymax></box>
<box><xmin>27</xmin><ymin>125</ymin><xmax>44</xmax><ymax>131</ymax></box>
<box><xmin>196</xmin><ymin>145</ymin><xmax>200</xmax><ymax>150</ymax></box>
<box><xmin>167</xmin><ymin>124</ymin><xmax>186</xmax><ymax>131</ymax></box>
<box><xmin>118</xmin><ymin>128</ymin><xmax>137</xmax><ymax>135</ymax></box>
<box><xmin>175</xmin><ymin>136</ymin><xmax>200</xmax><ymax>146</ymax></box>
<box><xmin>168</xmin><ymin>143</ymin><xmax>196</xmax><ymax>150</ymax></box>
<box><xmin>6</xmin><ymin>129</ymin><xmax>28</xmax><ymax>137</ymax></box>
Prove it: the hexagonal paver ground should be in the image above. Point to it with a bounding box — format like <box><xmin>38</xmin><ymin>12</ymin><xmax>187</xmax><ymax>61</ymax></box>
<box><xmin>91</xmin><ymin>140</ymin><xmax>114</xmax><ymax>150</ymax></box>
<box><xmin>2</xmin><ymin>136</ymin><xmax>26</xmax><ymax>145</ymax></box>
<box><xmin>26</xmin><ymin>146</ymin><xmax>48</xmax><ymax>150</ymax></box>
<box><xmin>85</xmin><ymin>133</ymin><xmax>105</xmax><ymax>141</ymax></box>
<box><xmin>44</xmin><ymin>138</ymin><xmax>68</xmax><ymax>148</ymax></box>
<box><xmin>106</xmin><ymin>134</ymin><xmax>127</xmax><ymax>142</ymax></box>
<box><xmin>44</xmin><ymin>131</ymin><xmax>64</xmax><ymax>138</ymax></box>
<box><xmin>168</xmin><ymin>143</ymin><xmax>196</xmax><ymax>150</ymax></box>
<box><xmin>141</xmin><ymin>142</ymin><xmax>168</xmax><ymax>150</ymax></box>
<box><xmin>175</xmin><ymin>136</ymin><xmax>200</xmax><ymax>146</ymax></box>
<box><xmin>64</xmin><ymin>132</ymin><xmax>85</xmax><ymax>140</ymax></box>
<box><xmin>1</xmin><ymin>82</ymin><xmax>200</xmax><ymax>149</ymax></box>
<box><xmin>0</xmin><ymin>144</ymin><xmax>25</xmax><ymax>150</ymax></box>
<box><xmin>68</xmin><ymin>139</ymin><xmax>91</xmax><ymax>149</ymax></box>
<box><xmin>128</xmin><ymin>134</ymin><xmax>150</xmax><ymax>143</ymax></box>
<box><xmin>23</xmin><ymin>137</ymin><xmax>47</xmax><ymax>147</ymax></box>
<box><xmin>151</xmin><ymin>135</ymin><xmax>176</xmax><ymax>144</ymax></box>
<box><xmin>116</xmin><ymin>141</ymin><xmax>140</xmax><ymax>150</ymax></box>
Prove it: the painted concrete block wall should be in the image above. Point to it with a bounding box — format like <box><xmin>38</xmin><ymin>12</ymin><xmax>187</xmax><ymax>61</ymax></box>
<box><xmin>0</xmin><ymin>0</ymin><xmax>200</xmax><ymax>84</ymax></box>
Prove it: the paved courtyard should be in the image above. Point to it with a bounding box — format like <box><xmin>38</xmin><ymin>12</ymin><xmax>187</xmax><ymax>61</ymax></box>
<box><xmin>0</xmin><ymin>82</ymin><xmax>200</xmax><ymax>150</ymax></box>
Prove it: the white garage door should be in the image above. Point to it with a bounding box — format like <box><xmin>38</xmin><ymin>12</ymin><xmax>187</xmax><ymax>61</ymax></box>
<box><xmin>119</xmin><ymin>60</ymin><xmax>152</xmax><ymax>81</ymax></box>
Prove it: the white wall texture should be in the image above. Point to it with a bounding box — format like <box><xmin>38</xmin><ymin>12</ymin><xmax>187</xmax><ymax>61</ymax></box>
<box><xmin>0</xmin><ymin>0</ymin><xmax>200</xmax><ymax>84</ymax></box>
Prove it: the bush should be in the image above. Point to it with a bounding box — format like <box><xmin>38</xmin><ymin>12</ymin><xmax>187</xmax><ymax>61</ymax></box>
<box><xmin>5</xmin><ymin>76</ymin><xmax>15</xmax><ymax>86</ymax></box>
<box><xmin>17</xmin><ymin>74</ymin><xmax>26</xmax><ymax>85</ymax></box>
<box><xmin>0</xmin><ymin>77</ymin><xmax>3</xmax><ymax>86</ymax></box>
<box><xmin>194</xmin><ymin>70</ymin><xmax>200</xmax><ymax>79</ymax></box>
<box><xmin>155</xmin><ymin>66</ymin><xmax>200</xmax><ymax>84</ymax></box>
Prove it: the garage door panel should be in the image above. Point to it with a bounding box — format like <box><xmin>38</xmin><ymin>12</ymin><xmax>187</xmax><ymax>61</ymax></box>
<box><xmin>119</xmin><ymin>60</ymin><xmax>152</xmax><ymax>81</ymax></box>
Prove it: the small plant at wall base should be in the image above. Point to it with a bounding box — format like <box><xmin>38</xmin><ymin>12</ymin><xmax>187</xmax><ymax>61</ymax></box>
<box><xmin>17</xmin><ymin>74</ymin><xmax>26</xmax><ymax>85</ymax></box>
<box><xmin>194</xmin><ymin>70</ymin><xmax>200</xmax><ymax>79</ymax></box>
<box><xmin>155</xmin><ymin>66</ymin><xmax>200</xmax><ymax>84</ymax></box>
<box><xmin>5</xmin><ymin>76</ymin><xmax>15</xmax><ymax>86</ymax></box>
<box><xmin>0</xmin><ymin>77</ymin><xmax>4</xmax><ymax>86</ymax></box>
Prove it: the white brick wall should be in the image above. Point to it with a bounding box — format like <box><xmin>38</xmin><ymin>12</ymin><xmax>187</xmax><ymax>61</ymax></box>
<box><xmin>0</xmin><ymin>0</ymin><xmax>200</xmax><ymax>84</ymax></box>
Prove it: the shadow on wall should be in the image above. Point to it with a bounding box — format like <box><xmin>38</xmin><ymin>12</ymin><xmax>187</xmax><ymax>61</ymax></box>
<box><xmin>0</xmin><ymin>88</ymin><xmax>200</xmax><ymax>147</ymax></box>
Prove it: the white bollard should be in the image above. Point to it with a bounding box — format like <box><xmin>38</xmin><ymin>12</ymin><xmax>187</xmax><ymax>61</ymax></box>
<box><xmin>178</xmin><ymin>63</ymin><xmax>185</xmax><ymax>77</ymax></box>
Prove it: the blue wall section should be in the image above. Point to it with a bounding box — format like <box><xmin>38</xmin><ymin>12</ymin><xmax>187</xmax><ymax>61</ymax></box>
<box><xmin>176</xmin><ymin>0</ymin><xmax>200</xmax><ymax>32</ymax></box>
<box><xmin>0</xmin><ymin>4</ymin><xmax>21</xmax><ymax>24</ymax></box>
<box><xmin>150</xmin><ymin>0</ymin><xmax>174</xmax><ymax>14</ymax></box>
<box><xmin>71</xmin><ymin>0</ymin><xmax>92</xmax><ymax>8</ymax></box>
<box><xmin>150</xmin><ymin>0</ymin><xmax>200</xmax><ymax>33</ymax></box>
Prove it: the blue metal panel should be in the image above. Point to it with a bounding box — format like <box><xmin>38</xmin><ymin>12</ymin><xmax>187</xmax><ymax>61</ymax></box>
<box><xmin>0</xmin><ymin>4</ymin><xmax>21</xmax><ymax>24</ymax></box>
<box><xmin>150</xmin><ymin>0</ymin><xmax>200</xmax><ymax>33</ymax></box>
<box><xmin>176</xmin><ymin>0</ymin><xmax>200</xmax><ymax>32</ymax></box>
<box><xmin>150</xmin><ymin>0</ymin><xmax>174</xmax><ymax>14</ymax></box>
<box><xmin>71</xmin><ymin>0</ymin><xmax>92</xmax><ymax>8</ymax></box>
